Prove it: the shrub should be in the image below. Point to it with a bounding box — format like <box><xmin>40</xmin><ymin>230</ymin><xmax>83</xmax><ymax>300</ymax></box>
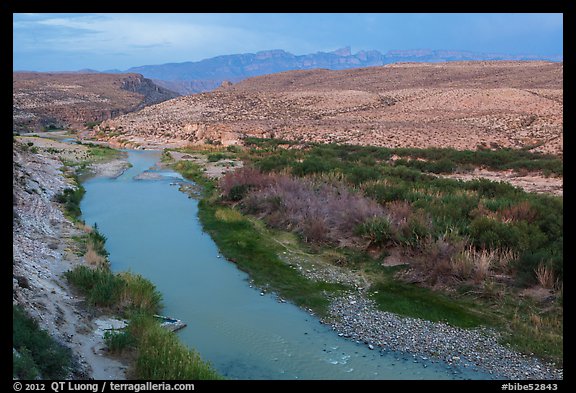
<box><xmin>514</xmin><ymin>248</ymin><xmax>562</xmax><ymax>287</ymax></box>
<box><xmin>207</xmin><ymin>153</ymin><xmax>228</xmax><ymax>162</ymax></box>
<box><xmin>466</xmin><ymin>178</ymin><xmax>520</xmax><ymax>199</ymax></box>
<box><xmin>355</xmin><ymin>217</ymin><xmax>395</xmax><ymax>247</ymax></box>
<box><xmin>228</xmin><ymin>184</ymin><xmax>252</xmax><ymax>201</ymax></box>
<box><xmin>292</xmin><ymin>157</ymin><xmax>336</xmax><ymax>176</ymax></box>
<box><xmin>65</xmin><ymin>266</ymin><xmax>124</xmax><ymax>307</ymax></box>
<box><xmin>219</xmin><ymin>167</ymin><xmax>275</xmax><ymax>197</ymax></box>
<box><xmin>363</xmin><ymin>182</ymin><xmax>410</xmax><ymax>203</ymax></box>
<box><xmin>346</xmin><ymin>166</ymin><xmax>381</xmax><ymax>185</ymax></box>
<box><xmin>13</xmin><ymin>305</ymin><xmax>71</xmax><ymax>379</ymax></box>
<box><xmin>104</xmin><ymin>330</ymin><xmax>136</xmax><ymax>354</ymax></box>
<box><xmin>396</xmin><ymin>209</ymin><xmax>433</xmax><ymax>247</ymax></box>
<box><xmin>54</xmin><ymin>185</ymin><xmax>85</xmax><ymax>220</ymax></box>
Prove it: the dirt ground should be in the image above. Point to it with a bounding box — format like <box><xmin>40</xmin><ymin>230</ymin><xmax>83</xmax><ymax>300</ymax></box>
<box><xmin>439</xmin><ymin>168</ymin><xmax>563</xmax><ymax>196</ymax></box>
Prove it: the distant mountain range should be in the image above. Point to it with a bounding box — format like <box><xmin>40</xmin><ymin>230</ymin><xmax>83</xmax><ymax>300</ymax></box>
<box><xmin>104</xmin><ymin>47</ymin><xmax>562</xmax><ymax>95</ymax></box>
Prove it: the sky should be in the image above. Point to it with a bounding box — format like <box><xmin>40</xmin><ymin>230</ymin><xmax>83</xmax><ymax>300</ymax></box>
<box><xmin>13</xmin><ymin>13</ymin><xmax>563</xmax><ymax>72</ymax></box>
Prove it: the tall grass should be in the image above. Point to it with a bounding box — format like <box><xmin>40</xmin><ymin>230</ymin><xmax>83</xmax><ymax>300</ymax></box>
<box><xmin>129</xmin><ymin>314</ymin><xmax>222</xmax><ymax>380</ymax></box>
<box><xmin>118</xmin><ymin>272</ymin><xmax>163</xmax><ymax>314</ymax></box>
<box><xmin>65</xmin><ymin>266</ymin><xmax>162</xmax><ymax>314</ymax></box>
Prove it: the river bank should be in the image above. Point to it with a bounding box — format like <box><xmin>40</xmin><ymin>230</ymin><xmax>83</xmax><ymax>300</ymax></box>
<box><xmin>14</xmin><ymin>133</ymin><xmax>561</xmax><ymax>380</ymax></box>
<box><xmin>13</xmin><ymin>135</ymin><xmax>221</xmax><ymax>380</ymax></box>
<box><xmin>13</xmin><ymin>136</ymin><xmax>130</xmax><ymax>379</ymax></box>
<box><xmin>164</xmin><ymin>147</ymin><xmax>563</xmax><ymax>380</ymax></box>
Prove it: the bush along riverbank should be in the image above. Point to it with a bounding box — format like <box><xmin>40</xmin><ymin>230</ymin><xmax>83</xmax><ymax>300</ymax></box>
<box><xmin>167</xmin><ymin>140</ymin><xmax>562</xmax><ymax>380</ymax></box>
<box><xmin>65</xmin><ymin>226</ymin><xmax>222</xmax><ymax>380</ymax></box>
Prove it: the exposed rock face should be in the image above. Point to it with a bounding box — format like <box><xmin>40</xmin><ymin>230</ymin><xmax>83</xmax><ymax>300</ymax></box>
<box><xmin>99</xmin><ymin>61</ymin><xmax>563</xmax><ymax>155</ymax></box>
<box><xmin>13</xmin><ymin>72</ymin><xmax>179</xmax><ymax>133</ymax></box>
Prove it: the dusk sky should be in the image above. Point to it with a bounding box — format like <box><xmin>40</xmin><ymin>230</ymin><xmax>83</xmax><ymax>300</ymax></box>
<box><xmin>13</xmin><ymin>13</ymin><xmax>563</xmax><ymax>72</ymax></box>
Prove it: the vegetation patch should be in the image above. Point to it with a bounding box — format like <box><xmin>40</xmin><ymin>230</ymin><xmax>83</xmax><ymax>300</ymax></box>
<box><xmin>178</xmin><ymin>138</ymin><xmax>562</xmax><ymax>365</ymax></box>
<box><xmin>129</xmin><ymin>313</ymin><xmax>222</xmax><ymax>380</ymax></box>
<box><xmin>370</xmin><ymin>276</ymin><xmax>486</xmax><ymax>328</ymax></box>
<box><xmin>54</xmin><ymin>181</ymin><xmax>85</xmax><ymax>221</ymax></box>
<box><xmin>13</xmin><ymin>305</ymin><xmax>72</xmax><ymax>379</ymax></box>
<box><xmin>198</xmin><ymin>201</ymin><xmax>348</xmax><ymax>316</ymax></box>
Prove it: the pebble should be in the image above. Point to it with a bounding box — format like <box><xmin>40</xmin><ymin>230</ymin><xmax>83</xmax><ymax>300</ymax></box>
<box><xmin>326</xmin><ymin>294</ymin><xmax>563</xmax><ymax>380</ymax></box>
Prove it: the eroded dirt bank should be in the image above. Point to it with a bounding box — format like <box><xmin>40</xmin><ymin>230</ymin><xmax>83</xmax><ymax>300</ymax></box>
<box><xmin>13</xmin><ymin>138</ymin><xmax>129</xmax><ymax>379</ymax></box>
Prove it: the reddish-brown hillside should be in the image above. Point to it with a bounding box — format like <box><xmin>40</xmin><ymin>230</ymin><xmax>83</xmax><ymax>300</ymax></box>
<box><xmin>99</xmin><ymin>61</ymin><xmax>563</xmax><ymax>155</ymax></box>
<box><xmin>13</xmin><ymin>72</ymin><xmax>178</xmax><ymax>133</ymax></box>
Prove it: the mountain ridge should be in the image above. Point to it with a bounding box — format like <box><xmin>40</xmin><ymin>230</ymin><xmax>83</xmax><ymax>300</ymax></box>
<box><xmin>112</xmin><ymin>48</ymin><xmax>562</xmax><ymax>95</ymax></box>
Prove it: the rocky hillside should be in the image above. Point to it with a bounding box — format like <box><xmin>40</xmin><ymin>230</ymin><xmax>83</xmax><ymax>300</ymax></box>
<box><xmin>13</xmin><ymin>72</ymin><xmax>179</xmax><ymax>133</ymax></box>
<box><xmin>99</xmin><ymin>61</ymin><xmax>563</xmax><ymax>155</ymax></box>
<box><xmin>121</xmin><ymin>48</ymin><xmax>562</xmax><ymax>95</ymax></box>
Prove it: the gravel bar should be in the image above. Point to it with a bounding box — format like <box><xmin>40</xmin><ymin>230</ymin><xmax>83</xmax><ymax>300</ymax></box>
<box><xmin>323</xmin><ymin>293</ymin><xmax>563</xmax><ymax>380</ymax></box>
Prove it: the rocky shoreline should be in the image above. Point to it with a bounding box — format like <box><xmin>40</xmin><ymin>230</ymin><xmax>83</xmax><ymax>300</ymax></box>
<box><xmin>323</xmin><ymin>293</ymin><xmax>562</xmax><ymax>380</ymax></box>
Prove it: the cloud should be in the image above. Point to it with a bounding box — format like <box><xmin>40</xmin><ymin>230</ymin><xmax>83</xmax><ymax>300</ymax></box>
<box><xmin>14</xmin><ymin>13</ymin><xmax>304</xmax><ymax>69</ymax></box>
<box><xmin>13</xmin><ymin>13</ymin><xmax>563</xmax><ymax>72</ymax></box>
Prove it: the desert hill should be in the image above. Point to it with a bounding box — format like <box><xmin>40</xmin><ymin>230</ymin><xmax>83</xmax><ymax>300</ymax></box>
<box><xmin>120</xmin><ymin>48</ymin><xmax>562</xmax><ymax>95</ymax></box>
<box><xmin>13</xmin><ymin>72</ymin><xmax>178</xmax><ymax>133</ymax></box>
<box><xmin>98</xmin><ymin>61</ymin><xmax>563</xmax><ymax>155</ymax></box>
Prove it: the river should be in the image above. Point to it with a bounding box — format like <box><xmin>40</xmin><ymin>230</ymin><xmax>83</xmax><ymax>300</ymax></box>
<box><xmin>80</xmin><ymin>150</ymin><xmax>491</xmax><ymax>380</ymax></box>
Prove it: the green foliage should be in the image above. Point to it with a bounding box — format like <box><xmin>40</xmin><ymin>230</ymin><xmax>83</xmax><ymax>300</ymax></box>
<box><xmin>129</xmin><ymin>314</ymin><xmax>222</xmax><ymax>380</ymax></box>
<box><xmin>345</xmin><ymin>166</ymin><xmax>381</xmax><ymax>185</ymax></box>
<box><xmin>228</xmin><ymin>184</ymin><xmax>252</xmax><ymax>201</ymax></box>
<box><xmin>104</xmin><ymin>330</ymin><xmax>136</xmax><ymax>354</ymax></box>
<box><xmin>370</xmin><ymin>280</ymin><xmax>485</xmax><ymax>328</ymax></box>
<box><xmin>356</xmin><ymin>217</ymin><xmax>394</xmax><ymax>246</ymax></box>
<box><xmin>292</xmin><ymin>157</ymin><xmax>336</xmax><ymax>176</ymax></box>
<box><xmin>86</xmin><ymin>144</ymin><xmax>122</xmax><ymax>161</ymax></box>
<box><xmin>197</xmin><ymin>200</ymin><xmax>348</xmax><ymax>316</ymax></box>
<box><xmin>184</xmin><ymin>137</ymin><xmax>562</xmax><ymax>363</ymax></box>
<box><xmin>207</xmin><ymin>152</ymin><xmax>229</xmax><ymax>162</ymax></box>
<box><xmin>84</xmin><ymin>121</ymin><xmax>101</xmax><ymax>129</ymax></box>
<box><xmin>89</xmin><ymin>223</ymin><xmax>110</xmax><ymax>258</ymax></box>
<box><xmin>13</xmin><ymin>348</ymin><xmax>41</xmax><ymax>380</ymax></box>
<box><xmin>119</xmin><ymin>272</ymin><xmax>163</xmax><ymax>314</ymax></box>
<box><xmin>54</xmin><ymin>184</ymin><xmax>85</xmax><ymax>220</ymax></box>
<box><xmin>173</xmin><ymin>160</ymin><xmax>213</xmax><ymax>191</ymax></box>
<box><xmin>13</xmin><ymin>305</ymin><xmax>72</xmax><ymax>379</ymax></box>
<box><xmin>65</xmin><ymin>266</ymin><xmax>124</xmax><ymax>307</ymax></box>
<box><xmin>226</xmin><ymin>145</ymin><xmax>242</xmax><ymax>153</ymax></box>
<box><xmin>255</xmin><ymin>154</ymin><xmax>295</xmax><ymax>172</ymax></box>
<box><xmin>161</xmin><ymin>150</ymin><xmax>174</xmax><ymax>163</ymax></box>
<box><xmin>65</xmin><ymin>266</ymin><xmax>162</xmax><ymax>313</ymax></box>
<box><xmin>364</xmin><ymin>182</ymin><xmax>410</xmax><ymax>204</ymax></box>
